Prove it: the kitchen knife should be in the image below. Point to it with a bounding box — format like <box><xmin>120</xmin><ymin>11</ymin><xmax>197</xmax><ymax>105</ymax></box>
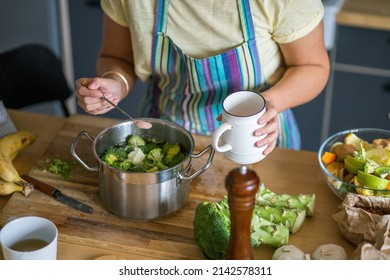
<box><xmin>21</xmin><ymin>174</ymin><xmax>93</xmax><ymax>214</ymax></box>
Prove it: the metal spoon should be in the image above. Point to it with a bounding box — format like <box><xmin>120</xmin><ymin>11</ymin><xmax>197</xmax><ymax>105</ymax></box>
<box><xmin>100</xmin><ymin>95</ymin><xmax>152</xmax><ymax>129</ymax></box>
<box><xmin>81</xmin><ymin>80</ymin><xmax>152</xmax><ymax>129</ymax></box>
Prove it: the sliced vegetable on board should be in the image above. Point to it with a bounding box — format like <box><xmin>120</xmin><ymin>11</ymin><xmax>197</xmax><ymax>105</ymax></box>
<box><xmin>193</xmin><ymin>184</ymin><xmax>316</xmax><ymax>260</ymax></box>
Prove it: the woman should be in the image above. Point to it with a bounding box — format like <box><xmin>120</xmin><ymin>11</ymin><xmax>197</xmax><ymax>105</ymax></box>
<box><xmin>76</xmin><ymin>0</ymin><xmax>330</xmax><ymax>155</ymax></box>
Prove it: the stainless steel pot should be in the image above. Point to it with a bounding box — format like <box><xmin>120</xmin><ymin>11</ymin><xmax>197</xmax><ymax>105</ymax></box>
<box><xmin>71</xmin><ymin>118</ymin><xmax>214</xmax><ymax>220</ymax></box>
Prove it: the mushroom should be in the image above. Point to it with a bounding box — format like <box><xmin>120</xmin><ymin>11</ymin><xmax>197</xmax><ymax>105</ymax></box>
<box><xmin>312</xmin><ymin>244</ymin><xmax>347</xmax><ymax>260</ymax></box>
<box><xmin>272</xmin><ymin>245</ymin><xmax>307</xmax><ymax>260</ymax></box>
<box><xmin>331</xmin><ymin>143</ymin><xmax>356</xmax><ymax>161</ymax></box>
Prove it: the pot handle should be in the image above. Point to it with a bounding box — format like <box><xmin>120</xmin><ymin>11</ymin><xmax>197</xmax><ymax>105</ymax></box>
<box><xmin>178</xmin><ymin>144</ymin><xmax>215</xmax><ymax>181</ymax></box>
<box><xmin>70</xmin><ymin>131</ymin><xmax>99</xmax><ymax>172</ymax></box>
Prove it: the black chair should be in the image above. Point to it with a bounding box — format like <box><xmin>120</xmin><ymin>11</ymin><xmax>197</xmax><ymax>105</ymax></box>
<box><xmin>0</xmin><ymin>44</ymin><xmax>72</xmax><ymax>116</ymax></box>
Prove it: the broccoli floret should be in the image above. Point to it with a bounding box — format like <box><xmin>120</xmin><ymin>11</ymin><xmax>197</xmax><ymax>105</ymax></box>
<box><xmin>127</xmin><ymin>135</ymin><xmax>146</xmax><ymax>149</ymax></box>
<box><xmin>193</xmin><ymin>200</ymin><xmax>231</xmax><ymax>260</ymax></box>
<box><xmin>101</xmin><ymin>146</ymin><xmax>127</xmax><ymax>165</ymax></box>
<box><xmin>115</xmin><ymin>159</ymin><xmax>132</xmax><ymax>171</ymax></box>
<box><xmin>156</xmin><ymin>161</ymin><xmax>169</xmax><ymax>171</ymax></box>
<box><xmin>147</xmin><ymin>148</ymin><xmax>163</xmax><ymax>165</ymax></box>
<box><xmin>166</xmin><ymin>153</ymin><xmax>186</xmax><ymax>167</ymax></box>
<box><xmin>146</xmin><ymin>166</ymin><xmax>159</xmax><ymax>173</ymax></box>
<box><xmin>143</xmin><ymin>142</ymin><xmax>160</xmax><ymax>154</ymax></box>
<box><xmin>162</xmin><ymin>143</ymin><xmax>186</xmax><ymax>167</ymax></box>
<box><xmin>146</xmin><ymin>161</ymin><xmax>169</xmax><ymax>173</ymax></box>
<box><xmin>127</xmin><ymin>147</ymin><xmax>146</xmax><ymax>165</ymax></box>
<box><xmin>102</xmin><ymin>153</ymin><xmax>118</xmax><ymax>166</ymax></box>
<box><xmin>163</xmin><ymin>143</ymin><xmax>181</xmax><ymax>158</ymax></box>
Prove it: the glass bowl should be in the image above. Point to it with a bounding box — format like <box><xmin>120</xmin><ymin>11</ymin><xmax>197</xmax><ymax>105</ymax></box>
<box><xmin>318</xmin><ymin>128</ymin><xmax>390</xmax><ymax>200</ymax></box>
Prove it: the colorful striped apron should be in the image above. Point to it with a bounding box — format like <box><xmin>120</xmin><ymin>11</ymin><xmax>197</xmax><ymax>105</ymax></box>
<box><xmin>144</xmin><ymin>0</ymin><xmax>301</xmax><ymax>149</ymax></box>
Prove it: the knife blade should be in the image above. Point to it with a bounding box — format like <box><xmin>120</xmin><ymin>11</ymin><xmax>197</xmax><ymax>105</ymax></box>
<box><xmin>21</xmin><ymin>174</ymin><xmax>93</xmax><ymax>214</ymax></box>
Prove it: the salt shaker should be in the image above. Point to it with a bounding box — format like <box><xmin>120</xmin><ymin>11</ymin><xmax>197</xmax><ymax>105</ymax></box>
<box><xmin>225</xmin><ymin>166</ymin><xmax>260</xmax><ymax>260</ymax></box>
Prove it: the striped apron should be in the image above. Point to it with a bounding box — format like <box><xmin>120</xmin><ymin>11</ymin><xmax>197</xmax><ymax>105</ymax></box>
<box><xmin>143</xmin><ymin>0</ymin><xmax>301</xmax><ymax>149</ymax></box>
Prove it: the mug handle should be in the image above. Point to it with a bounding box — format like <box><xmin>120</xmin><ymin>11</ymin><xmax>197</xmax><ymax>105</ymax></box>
<box><xmin>211</xmin><ymin>122</ymin><xmax>233</xmax><ymax>152</ymax></box>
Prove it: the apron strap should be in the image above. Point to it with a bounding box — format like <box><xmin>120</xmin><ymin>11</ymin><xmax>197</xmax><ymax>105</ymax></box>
<box><xmin>155</xmin><ymin>0</ymin><xmax>255</xmax><ymax>41</ymax></box>
<box><xmin>154</xmin><ymin>0</ymin><xmax>169</xmax><ymax>33</ymax></box>
<box><xmin>152</xmin><ymin>0</ymin><xmax>169</xmax><ymax>71</ymax></box>
<box><xmin>237</xmin><ymin>0</ymin><xmax>256</xmax><ymax>42</ymax></box>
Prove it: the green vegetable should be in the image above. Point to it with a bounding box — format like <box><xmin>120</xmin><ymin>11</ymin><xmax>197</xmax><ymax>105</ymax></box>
<box><xmin>193</xmin><ymin>200</ymin><xmax>231</xmax><ymax>260</ymax></box>
<box><xmin>193</xmin><ymin>196</ymin><xmax>290</xmax><ymax>259</ymax></box>
<box><xmin>44</xmin><ymin>158</ymin><xmax>75</xmax><ymax>179</ymax></box>
<box><xmin>162</xmin><ymin>143</ymin><xmax>185</xmax><ymax>166</ymax></box>
<box><xmin>193</xmin><ymin>184</ymin><xmax>315</xmax><ymax>260</ymax></box>
<box><xmin>114</xmin><ymin>160</ymin><xmax>132</xmax><ymax>171</ymax></box>
<box><xmin>344</xmin><ymin>155</ymin><xmax>365</xmax><ymax>174</ymax></box>
<box><xmin>215</xmin><ymin>198</ymin><xmax>290</xmax><ymax>247</ymax></box>
<box><xmin>255</xmin><ymin>184</ymin><xmax>316</xmax><ymax>216</ymax></box>
<box><xmin>101</xmin><ymin>134</ymin><xmax>187</xmax><ymax>173</ymax></box>
<box><xmin>250</xmin><ymin>213</ymin><xmax>289</xmax><ymax>247</ymax></box>
<box><xmin>127</xmin><ymin>135</ymin><xmax>146</xmax><ymax>149</ymax></box>
<box><xmin>101</xmin><ymin>146</ymin><xmax>127</xmax><ymax>165</ymax></box>
<box><xmin>147</xmin><ymin>148</ymin><xmax>163</xmax><ymax>165</ymax></box>
<box><xmin>357</xmin><ymin>170</ymin><xmax>390</xmax><ymax>190</ymax></box>
<box><xmin>143</xmin><ymin>142</ymin><xmax>160</xmax><ymax>154</ymax></box>
<box><xmin>374</xmin><ymin>166</ymin><xmax>390</xmax><ymax>178</ymax></box>
<box><xmin>253</xmin><ymin>205</ymin><xmax>306</xmax><ymax>234</ymax></box>
<box><xmin>363</xmin><ymin>159</ymin><xmax>380</xmax><ymax>174</ymax></box>
<box><xmin>155</xmin><ymin>161</ymin><xmax>169</xmax><ymax>171</ymax></box>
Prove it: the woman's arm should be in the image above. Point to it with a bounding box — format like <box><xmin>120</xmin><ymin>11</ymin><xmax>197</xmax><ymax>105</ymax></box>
<box><xmin>96</xmin><ymin>14</ymin><xmax>137</xmax><ymax>100</ymax></box>
<box><xmin>262</xmin><ymin>21</ymin><xmax>330</xmax><ymax>112</ymax></box>
<box><xmin>255</xmin><ymin>21</ymin><xmax>330</xmax><ymax>154</ymax></box>
<box><xmin>75</xmin><ymin>14</ymin><xmax>137</xmax><ymax>114</ymax></box>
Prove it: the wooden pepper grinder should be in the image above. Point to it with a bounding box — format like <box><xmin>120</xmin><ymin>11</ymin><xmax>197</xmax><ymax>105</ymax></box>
<box><xmin>225</xmin><ymin>165</ymin><xmax>260</xmax><ymax>260</ymax></box>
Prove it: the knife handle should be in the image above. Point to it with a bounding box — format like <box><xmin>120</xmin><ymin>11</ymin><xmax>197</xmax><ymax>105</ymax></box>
<box><xmin>21</xmin><ymin>174</ymin><xmax>57</xmax><ymax>196</ymax></box>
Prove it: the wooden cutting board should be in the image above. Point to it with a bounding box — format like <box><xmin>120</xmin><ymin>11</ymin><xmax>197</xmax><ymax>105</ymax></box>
<box><xmin>0</xmin><ymin>115</ymin><xmax>243</xmax><ymax>260</ymax></box>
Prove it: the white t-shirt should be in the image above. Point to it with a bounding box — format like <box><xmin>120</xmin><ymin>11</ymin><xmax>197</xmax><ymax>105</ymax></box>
<box><xmin>101</xmin><ymin>0</ymin><xmax>324</xmax><ymax>84</ymax></box>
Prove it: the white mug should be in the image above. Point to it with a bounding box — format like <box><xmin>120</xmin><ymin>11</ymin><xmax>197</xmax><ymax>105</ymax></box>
<box><xmin>0</xmin><ymin>216</ymin><xmax>58</xmax><ymax>260</ymax></box>
<box><xmin>211</xmin><ymin>91</ymin><xmax>268</xmax><ymax>164</ymax></box>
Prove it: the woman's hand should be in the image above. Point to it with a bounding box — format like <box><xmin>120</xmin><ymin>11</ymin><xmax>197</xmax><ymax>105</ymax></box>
<box><xmin>254</xmin><ymin>100</ymin><xmax>279</xmax><ymax>155</ymax></box>
<box><xmin>75</xmin><ymin>77</ymin><xmax>122</xmax><ymax>115</ymax></box>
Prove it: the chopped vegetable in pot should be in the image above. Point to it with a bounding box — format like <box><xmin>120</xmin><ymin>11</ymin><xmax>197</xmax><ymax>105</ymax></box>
<box><xmin>100</xmin><ymin>134</ymin><xmax>187</xmax><ymax>173</ymax></box>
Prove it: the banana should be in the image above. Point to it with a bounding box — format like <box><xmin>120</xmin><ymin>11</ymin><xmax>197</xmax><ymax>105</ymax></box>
<box><xmin>0</xmin><ymin>131</ymin><xmax>38</xmax><ymax>186</ymax></box>
<box><xmin>0</xmin><ymin>178</ymin><xmax>34</xmax><ymax>196</ymax></box>
<box><xmin>0</xmin><ymin>153</ymin><xmax>23</xmax><ymax>183</ymax></box>
<box><xmin>0</xmin><ymin>130</ymin><xmax>38</xmax><ymax>161</ymax></box>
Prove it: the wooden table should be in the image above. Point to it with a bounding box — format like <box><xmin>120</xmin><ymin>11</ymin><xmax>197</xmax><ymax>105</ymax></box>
<box><xmin>0</xmin><ymin>109</ymin><xmax>356</xmax><ymax>260</ymax></box>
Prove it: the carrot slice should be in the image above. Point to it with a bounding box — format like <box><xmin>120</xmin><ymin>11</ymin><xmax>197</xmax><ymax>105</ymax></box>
<box><xmin>322</xmin><ymin>152</ymin><xmax>337</xmax><ymax>164</ymax></box>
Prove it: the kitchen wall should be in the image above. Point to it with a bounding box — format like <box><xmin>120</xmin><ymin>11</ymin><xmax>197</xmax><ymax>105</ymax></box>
<box><xmin>67</xmin><ymin>0</ymin><xmax>147</xmax><ymax>119</ymax></box>
<box><xmin>0</xmin><ymin>0</ymin><xmax>145</xmax><ymax>119</ymax></box>
<box><xmin>0</xmin><ymin>0</ymin><xmax>66</xmax><ymax>116</ymax></box>
<box><xmin>0</xmin><ymin>0</ymin><xmax>60</xmax><ymax>55</ymax></box>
